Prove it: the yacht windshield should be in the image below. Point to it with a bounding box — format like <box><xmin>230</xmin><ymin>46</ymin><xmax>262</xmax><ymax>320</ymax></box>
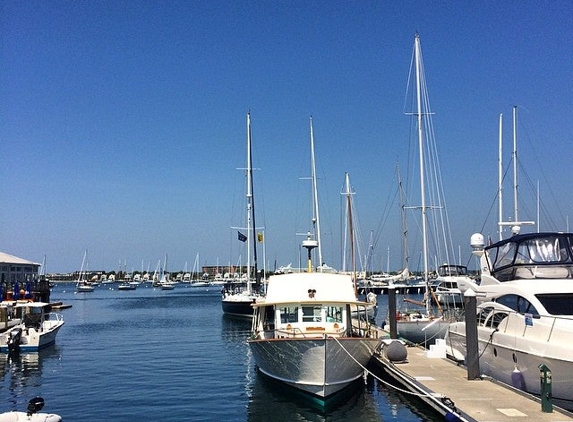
<box><xmin>536</xmin><ymin>293</ymin><xmax>573</xmax><ymax>316</ymax></box>
<box><xmin>517</xmin><ymin>236</ymin><xmax>571</xmax><ymax>263</ymax></box>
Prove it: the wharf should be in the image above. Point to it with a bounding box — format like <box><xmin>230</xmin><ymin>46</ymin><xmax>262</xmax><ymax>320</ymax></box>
<box><xmin>371</xmin><ymin>343</ymin><xmax>573</xmax><ymax>422</ymax></box>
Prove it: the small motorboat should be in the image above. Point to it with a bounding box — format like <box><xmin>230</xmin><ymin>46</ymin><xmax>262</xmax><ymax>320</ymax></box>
<box><xmin>0</xmin><ymin>397</ymin><xmax>62</xmax><ymax>422</ymax></box>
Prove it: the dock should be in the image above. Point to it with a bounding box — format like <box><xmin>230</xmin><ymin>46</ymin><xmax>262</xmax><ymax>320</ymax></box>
<box><xmin>372</xmin><ymin>342</ymin><xmax>573</xmax><ymax>422</ymax></box>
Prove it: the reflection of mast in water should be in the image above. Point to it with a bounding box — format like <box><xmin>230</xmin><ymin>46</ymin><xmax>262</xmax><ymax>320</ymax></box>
<box><xmin>220</xmin><ymin>315</ymin><xmax>254</xmax><ymax>396</ymax></box>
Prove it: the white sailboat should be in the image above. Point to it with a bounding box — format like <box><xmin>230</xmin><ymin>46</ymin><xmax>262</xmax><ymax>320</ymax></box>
<box><xmin>190</xmin><ymin>253</ymin><xmax>209</xmax><ymax>287</ymax></box>
<box><xmin>221</xmin><ymin>112</ymin><xmax>263</xmax><ymax>317</ymax></box>
<box><xmin>395</xmin><ymin>34</ymin><xmax>459</xmax><ymax>345</ymax></box>
<box><xmin>75</xmin><ymin>250</ymin><xmax>95</xmax><ymax>293</ymax></box>
<box><xmin>153</xmin><ymin>255</ymin><xmax>175</xmax><ymax>290</ymax></box>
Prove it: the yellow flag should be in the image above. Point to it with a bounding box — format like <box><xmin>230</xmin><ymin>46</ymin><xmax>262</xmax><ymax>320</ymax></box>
<box><xmin>257</xmin><ymin>232</ymin><xmax>264</xmax><ymax>243</ymax></box>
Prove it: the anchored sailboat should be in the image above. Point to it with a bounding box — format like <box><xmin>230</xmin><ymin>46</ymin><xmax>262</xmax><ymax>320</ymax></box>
<box><xmin>395</xmin><ymin>34</ymin><xmax>463</xmax><ymax>345</ymax></box>
<box><xmin>221</xmin><ymin>112</ymin><xmax>263</xmax><ymax>317</ymax></box>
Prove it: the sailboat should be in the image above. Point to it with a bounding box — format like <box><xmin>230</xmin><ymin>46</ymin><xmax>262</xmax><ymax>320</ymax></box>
<box><xmin>190</xmin><ymin>253</ymin><xmax>210</xmax><ymax>287</ymax></box>
<box><xmin>221</xmin><ymin>112</ymin><xmax>263</xmax><ymax>317</ymax></box>
<box><xmin>151</xmin><ymin>255</ymin><xmax>174</xmax><ymax>289</ymax></box>
<box><xmin>341</xmin><ymin>172</ymin><xmax>377</xmax><ymax>322</ymax></box>
<box><xmin>394</xmin><ymin>34</ymin><xmax>463</xmax><ymax>345</ymax></box>
<box><xmin>76</xmin><ymin>250</ymin><xmax>95</xmax><ymax>292</ymax></box>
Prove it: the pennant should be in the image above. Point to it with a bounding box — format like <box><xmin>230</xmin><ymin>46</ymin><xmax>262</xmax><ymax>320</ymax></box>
<box><xmin>257</xmin><ymin>232</ymin><xmax>264</xmax><ymax>243</ymax></box>
<box><xmin>237</xmin><ymin>231</ymin><xmax>247</xmax><ymax>242</ymax></box>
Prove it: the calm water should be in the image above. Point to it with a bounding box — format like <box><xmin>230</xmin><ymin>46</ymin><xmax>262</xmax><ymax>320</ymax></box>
<box><xmin>0</xmin><ymin>284</ymin><xmax>442</xmax><ymax>421</ymax></box>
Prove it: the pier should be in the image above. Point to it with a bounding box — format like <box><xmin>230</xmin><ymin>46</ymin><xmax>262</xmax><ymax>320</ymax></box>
<box><xmin>372</xmin><ymin>343</ymin><xmax>573</xmax><ymax>422</ymax></box>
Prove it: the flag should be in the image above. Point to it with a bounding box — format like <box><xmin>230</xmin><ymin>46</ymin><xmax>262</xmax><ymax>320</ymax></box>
<box><xmin>257</xmin><ymin>232</ymin><xmax>264</xmax><ymax>243</ymax></box>
<box><xmin>237</xmin><ymin>231</ymin><xmax>247</xmax><ymax>242</ymax></box>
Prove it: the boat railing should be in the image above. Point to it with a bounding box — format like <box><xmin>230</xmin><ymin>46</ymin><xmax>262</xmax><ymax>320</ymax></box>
<box><xmin>44</xmin><ymin>313</ymin><xmax>64</xmax><ymax>330</ymax></box>
<box><xmin>493</xmin><ymin>310</ymin><xmax>573</xmax><ymax>344</ymax></box>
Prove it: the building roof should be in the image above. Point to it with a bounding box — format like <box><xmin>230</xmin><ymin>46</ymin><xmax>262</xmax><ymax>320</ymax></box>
<box><xmin>0</xmin><ymin>251</ymin><xmax>41</xmax><ymax>266</ymax></box>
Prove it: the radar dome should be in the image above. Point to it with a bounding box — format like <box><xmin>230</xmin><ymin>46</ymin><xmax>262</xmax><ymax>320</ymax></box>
<box><xmin>470</xmin><ymin>233</ymin><xmax>485</xmax><ymax>250</ymax></box>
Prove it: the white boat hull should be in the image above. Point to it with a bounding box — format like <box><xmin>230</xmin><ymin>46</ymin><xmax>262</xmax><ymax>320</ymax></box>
<box><xmin>249</xmin><ymin>337</ymin><xmax>378</xmax><ymax>397</ymax></box>
<box><xmin>0</xmin><ymin>310</ymin><xmax>64</xmax><ymax>353</ymax></box>
<box><xmin>446</xmin><ymin>319</ymin><xmax>573</xmax><ymax>409</ymax></box>
<box><xmin>0</xmin><ymin>412</ymin><xmax>61</xmax><ymax>422</ymax></box>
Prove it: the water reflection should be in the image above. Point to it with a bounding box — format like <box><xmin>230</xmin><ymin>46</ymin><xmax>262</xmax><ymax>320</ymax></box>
<box><xmin>0</xmin><ymin>346</ymin><xmax>62</xmax><ymax>408</ymax></box>
<box><xmin>247</xmin><ymin>371</ymin><xmax>381</xmax><ymax>422</ymax></box>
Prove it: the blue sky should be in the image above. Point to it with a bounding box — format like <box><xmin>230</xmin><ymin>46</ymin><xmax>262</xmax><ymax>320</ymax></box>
<box><xmin>2</xmin><ymin>1</ymin><xmax>572</xmax><ymax>274</ymax></box>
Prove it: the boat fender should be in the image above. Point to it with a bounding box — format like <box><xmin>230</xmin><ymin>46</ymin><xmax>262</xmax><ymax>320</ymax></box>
<box><xmin>384</xmin><ymin>340</ymin><xmax>408</xmax><ymax>362</ymax></box>
<box><xmin>511</xmin><ymin>367</ymin><xmax>526</xmax><ymax>391</ymax></box>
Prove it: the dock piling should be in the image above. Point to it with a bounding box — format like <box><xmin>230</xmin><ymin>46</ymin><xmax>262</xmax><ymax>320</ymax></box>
<box><xmin>463</xmin><ymin>289</ymin><xmax>480</xmax><ymax>380</ymax></box>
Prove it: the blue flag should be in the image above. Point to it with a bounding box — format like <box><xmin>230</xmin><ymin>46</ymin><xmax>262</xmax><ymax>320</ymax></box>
<box><xmin>237</xmin><ymin>231</ymin><xmax>247</xmax><ymax>242</ymax></box>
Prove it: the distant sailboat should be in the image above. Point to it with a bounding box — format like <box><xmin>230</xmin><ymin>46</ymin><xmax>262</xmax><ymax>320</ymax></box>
<box><xmin>76</xmin><ymin>250</ymin><xmax>95</xmax><ymax>293</ymax></box>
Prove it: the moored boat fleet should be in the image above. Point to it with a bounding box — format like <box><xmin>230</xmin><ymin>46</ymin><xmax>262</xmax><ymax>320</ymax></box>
<box><xmin>2</xmin><ymin>33</ymin><xmax>571</xmax><ymax>417</ymax></box>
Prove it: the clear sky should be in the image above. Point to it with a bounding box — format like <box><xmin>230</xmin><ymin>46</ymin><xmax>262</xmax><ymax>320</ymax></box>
<box><xmin>2</xmin><ymin>1</ymin><xmax>572</xmax><ymax>274</ymax></box>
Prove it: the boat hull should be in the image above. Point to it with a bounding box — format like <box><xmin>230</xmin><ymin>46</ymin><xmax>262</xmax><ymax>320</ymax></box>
<box><xmin>396</xmin><ymin>319</ymin><xmax>450</xmax><ymax>346</ymax></box>
<box><xmin>248</xmin><ymin>336</ymin><xmax>379</xmax><ymax>397</ymax></box>
<box><xmin>0</xmin><ymin>322</ymin><xmax>64</xmax><ymax>353</ymax></box>
<box><xmin>446</xmin><ymin>325</ymin><xmax>573</xmax><ymax>410</ymax></box>
<box><xmin>221</xmin><ymin>297</ymin><xmax>255</xmax><ymax>318</ymax></box>
<box><xmin>0</xmin><ymin>412</ymin><xmax>61</xmax><ymax>422</ymax></box>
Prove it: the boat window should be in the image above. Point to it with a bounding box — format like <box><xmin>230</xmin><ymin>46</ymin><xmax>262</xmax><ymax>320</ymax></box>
<box><xmin>302</xmin><ymin>305</ymin><xmax>322</xmax><ymax>322</ymax></box>
<box><xmin>477</xmin><ymin>307</ymin><xmax>493</xmax><ymax>326</ymax></box>
<box><xmin>493</xmin><ymin>242</ymin><xmax>517</xmax><ymax>269</ymax></box>
<box><xmin>536</xmin><ymin>293</ymin><xmax>573</xmax><ymax>316</ymax></box>
<box><xmin>325</xmin><ymin>306</ymin><xmax>343</xmax><ymax>323</ymax></box>
<box><xmin>489</xmin><ymin>311</ymin><xmax>508</xmax><ymax>329</ymax></box>
<box><xmin>519</xmin><ymin>236</ymin><xmax>569</xmax><ymax>263</ymax></box>
<box><xmin>495</xmin><ymin>295</ymin><xmax>540</xmax><ymax>318</ymax></box>
<box><xmin>438</xmin><ymin>265</ymin><xmax>468</xmax><ymax>276</ymax></box>
<box><xmin>279</xmin><ymin>306</ymin><xmax>299</xmax><ymax>323</ymax></box>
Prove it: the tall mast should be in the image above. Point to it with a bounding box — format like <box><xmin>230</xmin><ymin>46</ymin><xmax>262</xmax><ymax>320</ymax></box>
<box><xmin>513</xmin><ymin>105</ymin><xmax>519</xmax><ymax>223</ymax></box>
<box><xmin>414</xmin><ymin>34</ymin><xmax>429</xmax><ymax>313</ymax></box>
<box><xmin>309</xmin><ymin>117</ymin><xmax>323</xmax><ymax>269</ymax></box>
<box><xmin>498</xmin><ymin>113</ymin><xmax>503</xmax><ymax>240</ymax></box>
<box><xmin>245</xmin><ymin>111</ymin><xmax>259</xmax><ymax>292</ymax></box>
<box><xmin>344</xmin><ymin>173</ymin><xmax>357</xmax><ymax>293</ymax></box>
<box><xmin>397</xmin><ymin>163</ymin><xmax>409</xmax><ymax>272</ymax></box>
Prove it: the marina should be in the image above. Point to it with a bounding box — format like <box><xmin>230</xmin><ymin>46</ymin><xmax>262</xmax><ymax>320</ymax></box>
<box><xmin>2</xmin><ymin>282</ymin><xmax>571</xmax><ymax>420</ymax></box>
<box><xmin>0</xmin><ymin>283</ymin><xmax>446</xmax><ymax>421</ymax></box>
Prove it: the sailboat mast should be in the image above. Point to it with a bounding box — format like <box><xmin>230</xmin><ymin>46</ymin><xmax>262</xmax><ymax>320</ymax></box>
<box><xmin>309</xmin><ymin>117</ymin><xmax>323</xmax><ymax>269</ymax></box>
<box><xmin>397</xmin><ymin>163</ymin><xmax>409</xmax><ymax>272</ymax></box>
<box><xmin>513</xmin><ymin>105</ymin><xmax>519</xmax><ymax>223</ymax></box>
<box><xmin>498</xmin><ymin>113</ymin><xmax>504</xmax><ymax>240</ymax></box>
<box><xmin>245</xmin><ymin>112</ymin><xmax>258</xmax><ymax>292</ymax></box>
<box><xmin>344</xmin><ymin>173</ymin><xmax>357</xmax><ymax>293</ymax></box>
<box><xmin>414</xmin><ymin>34</ymin><xmax>430</xmax><ymax>312</ymax></box>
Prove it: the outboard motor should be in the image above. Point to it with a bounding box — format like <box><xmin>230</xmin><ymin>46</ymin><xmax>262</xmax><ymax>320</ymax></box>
<box><xmin>7</xmin><ymin>328</ymin><xmax>22</xmax><ymax>355</ymax></box>
<box><xmin>27</xmin><ymin>396</ymin><xmax>45</xmax><ymax>416</ymax></box>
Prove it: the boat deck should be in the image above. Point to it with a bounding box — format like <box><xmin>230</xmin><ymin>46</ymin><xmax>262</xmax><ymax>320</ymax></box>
<box><xmin>372</xmin><ymin>343</ymin><xmax>573</xmax><ymax>422</ymax></box>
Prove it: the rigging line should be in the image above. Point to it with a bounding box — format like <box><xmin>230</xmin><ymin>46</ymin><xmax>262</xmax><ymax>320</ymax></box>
<box><xmin>518</xmin><ymin>108</ymin><xmax>568</xmax><ymax>229</ymax></box>
<box><xmin>330</xmin><ymin>336</ymin><xmax>458</xmax><ymax>405</ymax></box>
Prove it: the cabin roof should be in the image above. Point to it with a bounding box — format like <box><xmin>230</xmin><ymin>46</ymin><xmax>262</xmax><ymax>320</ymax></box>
<box><xmin>258</xmin><ymin>272</ymin><xmax>360</xmax><ymax>305</ymax></box>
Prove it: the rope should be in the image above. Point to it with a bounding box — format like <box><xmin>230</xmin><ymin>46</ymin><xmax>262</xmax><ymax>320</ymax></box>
<box><xmin>330</xmin><ymin>335</ymin><xmax>437</xmax><ymax>399</ymax></box>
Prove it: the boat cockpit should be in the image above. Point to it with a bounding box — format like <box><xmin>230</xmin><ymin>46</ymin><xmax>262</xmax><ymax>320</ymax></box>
<box><xmin>485</xmin><ymin>233</ymin><xmax>573</xmax><ymax>281</ymax></box>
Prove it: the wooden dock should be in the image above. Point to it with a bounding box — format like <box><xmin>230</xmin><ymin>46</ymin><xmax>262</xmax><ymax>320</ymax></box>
<box><xmin>371</xmin><ymin>342</ymin><xmax>573</xmax><ymax>422</ymax></box>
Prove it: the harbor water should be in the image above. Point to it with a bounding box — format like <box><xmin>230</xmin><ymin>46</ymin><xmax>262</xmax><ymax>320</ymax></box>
<box><xmin>0</xmin><ymin>284</ymin><xmax>443</xmax><ymax>421</ymax></box>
